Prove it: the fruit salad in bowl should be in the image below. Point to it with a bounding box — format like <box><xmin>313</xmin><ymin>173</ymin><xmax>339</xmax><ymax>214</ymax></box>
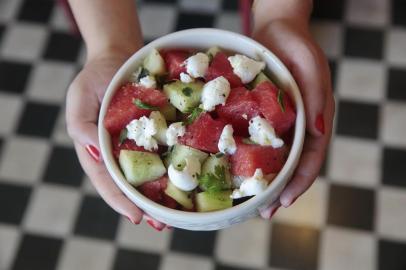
<box><xmin>99</xmin><ymin>29</ymin><xmax>305</xmax><ymax>230</ymax></box>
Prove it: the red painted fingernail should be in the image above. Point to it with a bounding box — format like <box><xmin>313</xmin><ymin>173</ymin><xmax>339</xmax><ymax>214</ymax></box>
<box><xmin>315</xmin><ymin>113</ymin><xmax>325</xmax><ymax>135</ymax></box>
<box><xmin>270</xmin><ymin>207</ymin><xmax>280</xmax><ymax>218</ymax></box>
<box><xmin>125</xmin><ymin>216</ymin><xmax>140</xmax><ymax>225</ymax></box>
<box><xmin>85</xmin><ymin>145</ymin><xmax>100</xmax><ymax>162</ymax></box>
<box><xmin>147</xmin><ymin>219</ymin><xmax>163</xmax><ymax>231</ymax></box>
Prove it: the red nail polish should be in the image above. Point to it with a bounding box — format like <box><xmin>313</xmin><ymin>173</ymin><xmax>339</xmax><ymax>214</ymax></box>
<box><xmin>85</xmin><ymin>145</ymin><xmax>100</xmax><ymax>162</ymax></box>
<box><xmin>270</xmin><ymin>207</ymin><xmax>280</xmax><ymax>218</ymax></box>
<box><xmin>147</xmin><ymin>219</ymin><xmax>163</xmax><ymax>231</ymax></box>
<box><xmin>315</xmin><ymin>113</ymin><xmax>325</xmax><ymax>135</ymax></box>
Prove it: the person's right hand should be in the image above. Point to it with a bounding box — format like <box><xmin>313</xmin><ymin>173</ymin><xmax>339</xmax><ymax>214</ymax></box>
<box><xmin>66</xmin><ymin>49</ymin><xmax>167</xmax><ymax>231</ymax></box>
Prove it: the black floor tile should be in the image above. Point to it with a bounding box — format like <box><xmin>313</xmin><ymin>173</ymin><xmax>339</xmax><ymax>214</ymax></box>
<box><xmin>16</xmin><ymin>102</ymin><xmax>60</xmax><ymax>138</ymax></box>
<box><xmin>378</xmin><ymin>239</ymin><xmax>406</xmax><ymax>270</ymax></box>
<box><xmin>336</xmin><ymin>100</ymin><xmax>379</xmax><ymax>139</ymax></box>
<box><xmin>312</xmin><ymin>0</ymin><xmax>345</xmax><ymax>20</ymax></box>
<box><xmin>73</xmin><ymin>195</ymin><xmax>120</xmax><ymax>240</ymax></box>
<box><xmin>0</xmin><ymin>61</ymin><xmax>32</xmax><ymax>94</ymax></box>
<box><xmin>269</xmin><ymin>223</ymin><xmax>320</xmax><ymax>270</ymax></box>
<box><xmin>11</xmin><ymin>234</ymin><xmax>62</xmax><ymax>270</ymax></box>
<box><xmin>170</xmin><ymin>228</ymin><xmax>217</xmax><ymax>256</ymax></box>
<box><xmin>382</xmin><ymin>147</ymin><xmax>406</xmax><ymax>188</ymax></box>
<box><xmin>327</xmin><ymin>184</ymin><xmax>375</xmax><ymax>231</ymax></box>
<box><xmin>344</xmin><ymin>27</ymin><xmax>384</xmax><ymax>59</ymax></box>
<box><xmin>176</xmin><ymin>12</ymin><xmax>215</xmax><ymax>31</ymax></box>
<box><xmin>17</xmin><ymin>0</ymin><xmax>54</xmax><ymax>24</ymax></box>
<box><xmin>387</xmin><ymin>67</ymin><xmax>406</xmax><ymax>101</ymax></box>
<box><xmin>215</xmin><ymin>264</ymin><xmax>256</xmax><ymax>270</ymax></box>
<box><xmin>391</xmin><ymin>0</ymin><xmax>406</xmax><ymax>27</ymax></box>
<box><xmin>0</xmin><ymin>24</ymin><xmax>4</xmax><ymax>45</ymax></box>
<box><xmin>0</xmin><ymin>183</ymin><xmax>31</xmax><ymax>225</ymax></box>
<box><xmin>222</xmin><ymin>0</ymin><xmax>239</xmax><ymax>11</ymax></box>
<box><xmin>113</xmin><ymin>249</ymin><xmax>161</xmax><ymax>270</ymax></box>
<box><xmin>42</xmin><ymin>31</ymin><xmax>82</xmax><ymax>62</ymax></box>
<box><xmin>329</xmin><ymin>59</ymin><xmax>337</xmax><ymax>91</ymax></box>
<box><xmin>146</xmin><ymin>0</ymin><xmax>177</xmax><ymax>3</ymax></box>
<box><xmin>43</xmin><ymin>146</ymin><xmax>84</xmax><ymax>187</ymax></box>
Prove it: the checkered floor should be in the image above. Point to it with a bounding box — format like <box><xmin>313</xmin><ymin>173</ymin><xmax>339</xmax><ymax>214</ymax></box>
<box><xmin>0</xmin><ymin>0</ymin><xmax>406</xmax><ymax>269</ymax></box>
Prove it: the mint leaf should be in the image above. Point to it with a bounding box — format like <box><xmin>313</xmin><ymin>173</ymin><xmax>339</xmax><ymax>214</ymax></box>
<box><xmin>133</xmin><ymin>98</ymin><xmax>160</xmax><ymax>110</ymax></box>
<box><xmin>118</xmin><ymin>129</ymin><xmax>128</xmax><ymax>146</ymax></box>
<box><xmin>198</xmin><ymin>165</ymin><xmax>228</xmax><ymax>193</ymax></box>
<box><xmin>277</xmin><ymin>89</ymin><xmax>286</xmax><ymax>113</ymax></box>
<box><xmin>182</xmin><ymin>87</ymin><xmax>193</xmax><ymax>97</ymax></box>
<box><xmin>184</xmin><ymin>106</ymin><xmax>203</xmax><ymax>126</ymax></box>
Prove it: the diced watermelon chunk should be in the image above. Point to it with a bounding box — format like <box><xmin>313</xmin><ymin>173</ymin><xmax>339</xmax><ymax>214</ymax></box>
<box><xmin>161</xmin><ymin>49</ymin><xmax>190</xmax><ymax>80</ymax></box>
<box><xmin>205</xmin><ymin>52</ymin><xmax>243</xmax><ymax>88</ymax></box>
<box><xmin>230</xmin><ymin>137</ymin><xmax>288</xmax><ymax>177</ymax></box>
<box><xmin>179</xmin><ymin>113</ymin><xmax>226</xmax><ymax>153</ymax></box>
<box><xmin>111</xmin><ymin>135</ymin><xmax>150</xmax><ymax>159</ymax></box>
<box><xmin>104</xmin><ymin>83</ymin><xmax>168</xmax><ymax>135</ymax></box>
<box><xmin>216</xmin><ymin>87</ymin><xmax>261</xmax><ymax>136</ymax></box>
<box><xmin>138</xmin><ymin>176</ymin><xmax>178</xmax><ymax>209</ymax></box>
<box><xmin>251</xmin><ymin>81</ymin><xmax>296</xmax><ymax>135</ymax></box>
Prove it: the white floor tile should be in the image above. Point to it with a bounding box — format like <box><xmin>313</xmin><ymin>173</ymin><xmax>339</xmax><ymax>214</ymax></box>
<box><xmin>160</xmin><ymin>252</ymin><xmax>213</xmax><ymax>270</ymax></box>
<box><xmin>23</xmin><ymin>184</ymin><xmax>81</xmax><ymax>237</ymax></box>
<box><xmin>345</xmin><ymin>0</ymin><xmax>389</xmax><ymax>27</ymax></box>
<box><xmin>215</xmin><ymin>12</ymin><xmax>241</xmax><ymax>34</ymax></box>
<box><xmin>0</xmin><ymin>224</ymin><xmax>20</xmax><ymax>270</ymax></box>
<box><xmin>52</xmin><ymin>108</ymin><xmax>74</xmax><ymax>147</ymax></box>
<box><xmin>139</xmin><ymin>4</ymin><xmax>177</xmax><ymax>40</ymax></box>
<box><xmin>386</xmin><ymin>28</ymin><xmax>406</xmax><ymax>67</ymax></box>
<box><xmin>215</xmin><ymin>218</ymin><xmax>270</xmax><ymax>269</ymax></box>
<box><xmin>50</xmin><ymin>6</ymin><xmax>71</xmax><ymax>32</ymax></box>
<box><xmin>0</xmin><ymin>93</ymin><xmax>23</xmax><ymax>136</ymax></box>
<box><xmin>179</xmin><ymin>0</ymin><xmax>221</xmax><ymax>13</ymax></box>
<box><xmin>381</xmin><ymin>102</ymin><xmax>406</xmax><ymax>148</ymax></box>
<box><xmin>310</xmin><ymin>21</ymin><xmax>343</xmax><ymax>58</ymax></box>
<box><xmin>0</xmin><ymin>0</ymin><xmax>22</xmax><ymax>22</ymax></box>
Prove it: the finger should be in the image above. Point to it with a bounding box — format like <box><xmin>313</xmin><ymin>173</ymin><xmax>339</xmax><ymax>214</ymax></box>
<box><xmin>259</xmin><ymin>200</ymin><xmax>281</xmax><ymax>219</ymax></box>
<box><xmin>75</xmin><ymin>142</ymin><xmax>144</xmax><ymax>224</ymax></box>
<box><xmin>279</xmin><ymin>90</ymin><xmax>335</xmax><ymax>207</ymax></box>
<box><xmin>143</xmin><ymin>214</ymin><xmax>167</xmax><ymax>231</ymax></box>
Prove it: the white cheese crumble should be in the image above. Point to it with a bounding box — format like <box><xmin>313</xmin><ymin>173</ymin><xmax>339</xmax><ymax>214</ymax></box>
<box><xmin>201</xmin><ymin>76</ymin><xmax>231</xmax><ymax>111</ymax></box>
<box><xmin>231</xmin><ymin>169</ymin><xmax>268</xmax><ymax>199</ymax></box>
<box><xmin>228</xmin><ymin>54</ymin><xmax>265</xmax><ymax>84</ymax></box>
<box><xmin>166</xmin><ymin>122</ymin><xmax>186</xmax><ymax>146</ymax></box>
<box><xmin>168</xmin><ymin>156</ymin><xmax>201</xmax><ymax>191</ymax></box>
<box><xmin>218</xmin><ymin>124</ymin><xmax>237</xmax><ymax>155</ymax></box>
<box><xmin>184</xmin><ymin>52</ymin><xmax>209</xmax><ymax>78</ymax></box>
<box><xmin>139</xmin><ymin>75</ymin><xmax>157</xmax><ymax>89</ymax></box>
<box><xmin>126</xmin><ymin>116</ymin><xmax>158</xmax><ymax>151</ymax></box>
<box><xmin>180</xmin><ymin>72</ymin><xmax>194</xmax><ymax>83</ymax></box>
<box><xmin>249</xmin><ymin>116</ymin><xmax>284</xmax><ymax>148</ymax></box>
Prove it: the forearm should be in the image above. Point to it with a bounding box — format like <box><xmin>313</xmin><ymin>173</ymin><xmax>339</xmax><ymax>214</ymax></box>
<box><xmin>253</xmin><ymin>0</ymin><xmax>313</xmax><ymax>32</ymax></box>
<box><xmin>68</xmin><ymin>0</ymin><xmax>143</xmax><ymax>60</ymax></box>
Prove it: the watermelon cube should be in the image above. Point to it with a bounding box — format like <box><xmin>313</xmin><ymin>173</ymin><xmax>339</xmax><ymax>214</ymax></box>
<box><xmin>104</xmin><ymin>83</ymin><xmax>168</xmax><ymax>135</ymax></box>
<box><xmin>230</xmin><ymin>137</ymin><xmax>288</xmax><ymax>177</ymax></box>
<box><xmin>251</xmin><ymin>81</ymin><xmax>296</xmax><ymax>135</ymax></box>
<box><xmin>138</xmin><ymin>176</ymin><xmax>178</xmax><ymax>209</ymax></box>
<box><xmin>205</xmin><ymin>52</ymin><xmax>243</xmax><ymax>88</ymax></box>
<box><xmin>179</xmin><ymin>113</ymin><xmax>226</xmax><ymax>153</ymax></box>
<box><xmin>161</xmin><ymin>49</ymin><xmax>190</xmax><ymax>80</ymax></box>
<box><xmin>111</xmin><ymin>135</ymin><xmax>150</xmax><ymax>159</ymax></box>
<box><xmin>216</xmin><ymin>87</ymin><xmax>261</xmax><ymax>136</ymax></box>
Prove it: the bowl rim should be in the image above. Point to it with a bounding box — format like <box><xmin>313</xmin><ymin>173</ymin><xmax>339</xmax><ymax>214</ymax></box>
<box><xmin>98</xmin><ymin>28</ymin><xmax>305</xmax><ymax>223</ymax></box>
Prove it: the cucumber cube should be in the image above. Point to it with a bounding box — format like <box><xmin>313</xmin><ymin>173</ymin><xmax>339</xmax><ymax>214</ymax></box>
<box><xmin>149</xmin><ymin>111</ymin><xmax>168</xmax><ymax>145</ymax></box>
<box><xmin>159</xmin><ymin>103</ymin><xmax>177</xmax><ymax>122</ymax></box>
<box><xmin>200</xmin><ymin>154</ymin><xmax>232</xmax><ymax>191</ymax></box>
<box><xmin>165</xmin><ymin>144</ymin><xmax>208</xmax><ymax>169</ymax></box>
<box><xmin>251</xmin><ymin>72</ymin><xmax>271</xmax><ymax>88</ymax></box>
<box><xmin>196</xmin><ymin>191</ymin><xmax>232</xmax><ymax>212</ymax></box>
<box><xmin>164</xmin><ymin>181</ymin><xmax>193</xmax><ymax>209</ymax></box>
<box><xmin>143</xmin><ymin>48</ymin><xmax>166</xmax><ymax>76</ymax></box>
<box><xmin>163</xmin><ymin>81</ymin><xmax>203</xmax><ymax>113</ymax></box>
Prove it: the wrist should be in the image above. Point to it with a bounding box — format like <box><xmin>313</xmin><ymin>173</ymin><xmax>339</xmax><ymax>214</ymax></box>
<box><xmin>86</xmin><ymin>41</ymin><xmax>141</xmax><ymax>64</ymax></box>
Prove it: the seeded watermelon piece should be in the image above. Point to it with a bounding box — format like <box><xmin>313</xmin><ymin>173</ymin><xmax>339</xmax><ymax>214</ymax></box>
<box><xmin>161</xmin><ymin>49</ymin><xmax>190</xmax><ymax>80</ymax></box>
<box><xmin>230</xmin><ymin>137</ymin><xmax>288</xmax><ymax>177</ymax></box>
<box><xmin>251</xmin><ymin>81</ymin><xmax>296</xmax><ymax>135</ymax></box>
<box><xmin>205</xmin><ymin>52</ymin><xmax>243</xmax><ymax>88</ymax></box>
<box><xmin>179</xmin><ymin>113</ymin><xmax>226</xmax><ymax>153</ymax></box>
<box><xmin>104</xmin><ymin>83</ymin><xmax>168</xmax><ymax>135</ymax></box>
<box><xmin>138</xmin><ymin>176</ymin><xmax>178</xmax><ymax>209</ymax></box>
<box><xmin>216</xmin><ymin>87</ymin><xmax>261</xmax><ymax>136</ymax></box>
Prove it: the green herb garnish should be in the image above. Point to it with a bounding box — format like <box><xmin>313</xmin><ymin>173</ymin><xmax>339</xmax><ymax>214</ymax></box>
<box><xmin>277</xmin><ymin>89</ymin><xmax>285</xmax><ymax>113</ymax></box>
<box><xmin>118</xmin><ymin>128</ymin><xmax>128</xmax><ymax>146</ymax></box>
<box><xmin>215</xmin><ymin>153</ymin><xmax>225</xmax><ymax>158</ymax></box>
<box><xmin>182</xmin><ymin>87</ymin><xmax>193</xmax><ymax>97</ymax></box>
<box><xmin>183</xmin><ymin>106</ymin><xmax>203</xmax><ymax>126</ymax></box>
<box><xmin>133</xmin><ymin>98</ymin><xmax>159</xmax><ymax>110</ymax></box>
<box><xmin>242</xmin><ymin>138</ymin><xmax>257</xmax><ymax>145</ymax></box>
<box><xmin>198</xmin><ymin>165</ymin><xmax>228</xmax><ymax>193</ymax></box>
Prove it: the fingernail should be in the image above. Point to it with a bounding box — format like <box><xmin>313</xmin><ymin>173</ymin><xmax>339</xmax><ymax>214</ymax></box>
<box><xmin>125</xmin><ymin>216</ymin><xmax>140</xmax><ymax>225</ymax></box>
<box><xmin>85</xmin><ymin>144</ymin><xmax>100</xmax><ymax>162</ymax></box>
<box><xmin>315</xmin><ymin>113</ymin><xmax>325</xmax><ymax>135</ymax></box>
<box><xmin>270</xmin><ymin>206</ymin><xmax>280</xmax><ymax>218</ymax></box>
<box><xmin>147</xmin><ymin>219</ymin><xmax>163</xmax><ymax>231</ymax></box>
<box><xmin>284</xmin><ymin>197</ymin><xmax>297</xmax><ymax>208</ymax></box>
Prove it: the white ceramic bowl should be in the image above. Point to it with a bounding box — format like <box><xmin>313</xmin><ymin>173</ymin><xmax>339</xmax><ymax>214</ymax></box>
<box><xmin>98</xmin><ymin>28</ymin><xmax>305</xmax><ymax>231</ymax></box>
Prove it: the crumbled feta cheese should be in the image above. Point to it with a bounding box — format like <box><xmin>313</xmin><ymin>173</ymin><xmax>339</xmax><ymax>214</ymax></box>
<box><xmin>228</xmin><ymin>54</ymin><xmax>265</xmax><ymax>84</ymax></box>
<box><xmin>242</xmin><ymin>114</ymin><xmax>248</xmax><ymax>120</ymax></box>
<box><xmin>201</xmin><ymin>76</ymin><xmax>231</xmax><ymax>111</ymax></box>
<box><xmin>180</xmin><ymin>72</ymin><xmax>194</xmax><ymax>83</ymax></box>
<box><xmin>249</xmin><ymin>116</ymin><xmax>284</xmax><ymax>148</ymax></box>
<box><xmin>168</xmin><ymin>156</ymin><xmax>201</xmax><ymax>191</ymax></box>
<box><xmin>126</xmin><ymin>116</ymin><xmax>158</xmax><ymax>151</ymax></box>
<box><xmin>232</xmin><ymin>175</ymin><xmax>245</xmax><ymax>188</ymax></box>
<box><xmin>139</xmin><ymin>75</ymin><xmax>157</xmax><ymax>89</ymax></box>
<box><xmin>166</xmin><ymin>122</ymin><xmax>186</xmax><ymax>146</ymax></box>
<box><xmin>218</xmin><ymin>124</ymin><xmax>237</xmax><ymax>155</ymax></box>
<box><xmin>231</xmin><ymin>169</ymin><xmax>268</xmax><ymax>199</ymax></box>
<box><xmin>185</xmin><ymin>52</ymin><xmax>209</xmax><ymax>78</ymax></box>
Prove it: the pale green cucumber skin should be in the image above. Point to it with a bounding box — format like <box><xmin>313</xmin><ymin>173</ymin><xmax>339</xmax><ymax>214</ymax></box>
<box><xmin>164</xmin><ymin>181</ymin><xmax>193</xmax><ymax>209</ymax></box>
<box><xmin>196</xmin><ymin>191</ymin><xmax>233</xmax><ymax>212</ymax></box>
<box><xmin>159</xmin><ymin>104</ymin><xmax>177</xmax><ymax>121</ymax></box>
<box><xmin>164</xmin><ymin>144</ymin><xmax>209</xmax><ymax>169</ymax></box>
<box><xmin>206</xmin><ymin>46</ymin><xmax>221</xmax><ymax>59</ymax></box>
<box><xmin>251</xmin><ymin>72</ymin><xmax>271</xmax><ymax>88</ymax></box>
<box><xmin>149</xmin><ymin>111</ymin><xmax>167</xmax><ymax>145</ymax></box>
<box><xmin>163</xmin><ymin>81</ymin><xmax>203</xmax><ymax>113</ymax></box>
<box><xmin>119</xmin><ymin>150</ymin><xmax>166</xmax><ymax>187</ymax></box>
<box><xmin>200</xmin><ymin>154</ymin><xmax>232</xmax><ymax>190</ymax></box>
<box><xmin>143</xmin><ymin>49</ymin><xmax>166</xmax><ymax>76</ymax></box>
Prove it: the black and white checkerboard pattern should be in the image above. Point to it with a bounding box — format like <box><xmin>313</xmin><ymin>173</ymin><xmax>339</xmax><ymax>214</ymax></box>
<box><xmin>0</xmin><ymin>0</ymin><xmax>406</xmax><ymax>269</ymax></box>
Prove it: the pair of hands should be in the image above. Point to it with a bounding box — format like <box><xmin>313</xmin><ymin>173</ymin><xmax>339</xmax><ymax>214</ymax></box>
<box><xmin>66</xmin><ymin>20</ymin><xmax>334</xmax><ymax>231</ymax></box>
